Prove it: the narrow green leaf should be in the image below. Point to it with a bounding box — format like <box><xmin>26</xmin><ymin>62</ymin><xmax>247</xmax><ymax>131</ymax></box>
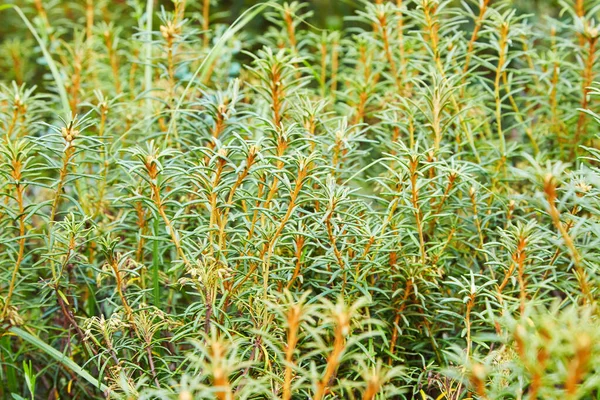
<box><xmin>153</xmin><ymin>217</ymin><xmax>160</xmax><ymax>306</ymax></box>
<box><xmin>8</xmin><ymin>327</ymin><xmax>110</xmax><ymax>393</ymax></box>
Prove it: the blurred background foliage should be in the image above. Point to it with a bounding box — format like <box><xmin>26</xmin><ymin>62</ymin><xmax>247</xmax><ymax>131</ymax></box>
<box><xmin>0</xmin><ymin>0</ymin><xmax>563</xmax><ymax>90</ymax></box>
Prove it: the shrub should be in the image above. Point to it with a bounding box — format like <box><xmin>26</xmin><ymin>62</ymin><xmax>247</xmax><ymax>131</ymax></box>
<box><xmin>0</xmin><ymin>0</ymin><xmax>599</xmax><ymax>399</ymax></box>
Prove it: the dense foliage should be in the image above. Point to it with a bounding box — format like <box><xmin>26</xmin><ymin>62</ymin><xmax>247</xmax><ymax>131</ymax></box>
<box><xmin>1</xmin><ymin>0</ymin><xmax>599</xmax><ymax>398</ymax></box>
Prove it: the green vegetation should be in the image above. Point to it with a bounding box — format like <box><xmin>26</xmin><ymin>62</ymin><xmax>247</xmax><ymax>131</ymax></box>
<box><xmin>0</xmin><ymin>0</ymin><xmax>599</xmax><ymax>398</ymax></box>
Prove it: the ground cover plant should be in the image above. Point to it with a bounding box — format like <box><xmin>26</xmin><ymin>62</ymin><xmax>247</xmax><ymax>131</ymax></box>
<box><xmin>0</xmin><ymin>0</ymin><xmax>599</xmax><ymax>398</ymax></box>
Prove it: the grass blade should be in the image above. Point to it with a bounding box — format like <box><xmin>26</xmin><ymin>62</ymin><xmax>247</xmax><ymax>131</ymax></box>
<box><xmin>8</xmin><ymin>327</ymin><xmax>109</xmax><ymax>393</ymax></box>
<box><xmin>0</xmin><ymin>5</ymin><xmax>70</xmax><ymax>115</ymax></box>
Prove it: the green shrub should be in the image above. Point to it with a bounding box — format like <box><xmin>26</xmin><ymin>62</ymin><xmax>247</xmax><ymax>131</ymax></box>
<box><xmin>0</xmin><ymin>0</ymin><xmax>599</xmax><ymax>399</ymax></box>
